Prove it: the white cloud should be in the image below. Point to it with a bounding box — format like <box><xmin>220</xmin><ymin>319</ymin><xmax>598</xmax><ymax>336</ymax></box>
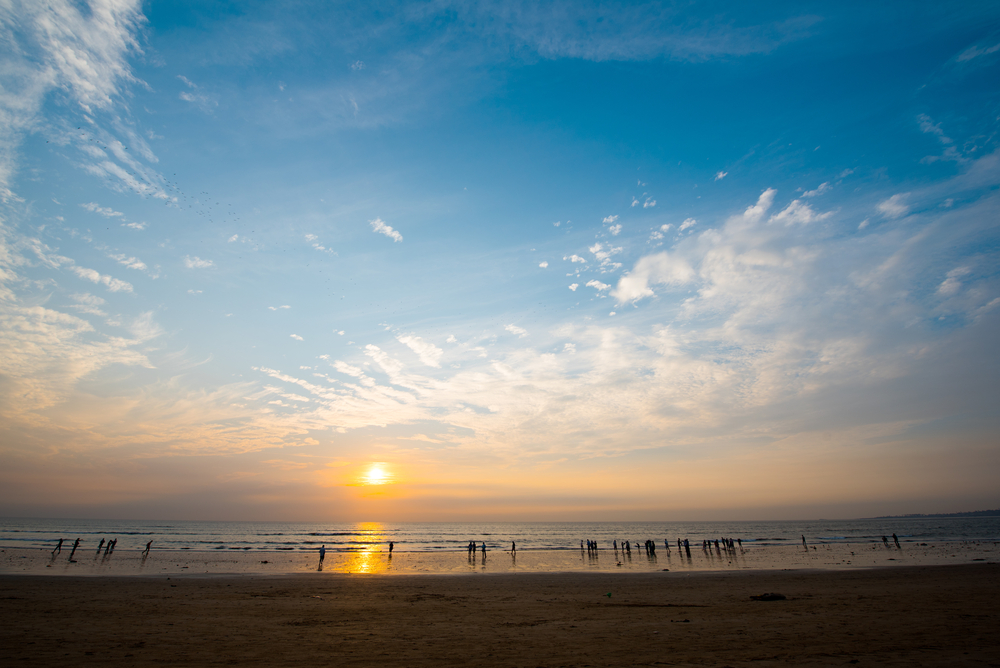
<box><xmin>714</xmin><ymin>171</ymin><xmax>728</xmax><ymax>181</ymax></box>
<box><xmin>553</xmin><ymin>221</ymin><xmax>561</xmax><ymax>227</ymax></box>
<box><xmin>187</xmin><ymin>289</ymin><xmax>202</xmax><ymax>294</ymax></box>
<box><xmin>769</xmin><ymin>199</ymin><xmax>831</xmax><ymax>226</ymax></box>
<box><xmin>81</xmin><ymin>202</ymin><xmax>124</xmax><ymax>218</ymax></box>
<box><xmin>957</xmin><ymin>42</ymin><xmax>1000</xmax><ymax>62</ymax></box>
<box><xmin>364</xmin><ymin>344</ymin><xmax>404</xmax><ymax>377</ymax></box>
<box><xmin>68</xmin><ymin>292</ymin><xmax>106</xmax><ymax>316</ymax></box>
<box><xmin>505</xmin><ymin>324</ymin><xmax>528</xmax><ymax>337</ymax></box>
<box><xmin>631</xmin><ymin>197</ymin><xmax>640</xmax><ymax>207</ymax></box>
<box><xmin>839</xmin><ymin>168</ymin><xmax>855</xmax><ymax>178</ymax></box>
<box><xmin>568</xmin><ymin>283</ymin><xmax>579</xmax><ymax>291</ymax></box>
<box><xmin>397</xmin><ymin>334</ymin><xmax>444</xmax><ymax>367</ymax></box>
<box><xmin>446</xmin><ymin>335</ymin><xmax>457</xmax><ymax>343</ymax></box>
<box><xmin>107</xmin><ymin>253</ymin><xmax>147</xmax><ymax>271</ymax></box>
<box><xmin>802</xmin><ymin>182</ymin><xmax>830</xmax><ymax>197</ymax></box>
<box><xmin>124</xmin><ymin>222</ymin><xmax>146</xmax><ymax>230</ymax></box>
<box><xmin>917</xmin><ymin>114</ymin><xmax>967</xmax><ymax>164</ymax></box>
<box><xmin>184</xmin><ymin>256</ymin><xmax>214</xmax><ymax>269</ymax></box>
<box><xmin>602</xmin><ymin>215</ymin><xmax>618</xmax><ymax>224</ymax></box>
<box><xmin>370</xmin><ymin>217</ymin><xmax>403</xmax><ymax>242</ymax></box>
<box><xmin>539</xmin><ymin>261</ymin><xmax>549</xmax><ymax>268</ymax></box>
<box><xmin>177</xmin><ymin>75</ymin><xmax>198</xmax><ymax>88</ymax></box>
<box><xmin>858</xmin><ymin>219</ymin><xmax>870</xmax><ymax>230</ymax></box>
<box><xmin>643</xmin><ymin>198</ymin><xmax>656</xmax><ymax>208</ymax></box>
<box><xmin>228</xmin><ymin>234</ymin><xmax>239</xmax><ymax>242</ymax></box>
<box><xmin>336</xmin><ymin>330</ymin><xmax>345</xmax><ymax>335</ymax></box>
<box><xmin>563</xmin><ymin>343</ymin><xmax>576</xmax><ymax>354</ymax></box>
<box><xmin>678</xmin><ymin>218</ymin><xmax>697</xmax><ymax>232</ymax></box>
<box><xmin>351</xmin><ymin>60</ymin><xmax>365</xmax><ymax>70</ymax></box>
<box><xmin>71</xmin><ymin>266</ymin><xmax>133</xmax><ymax>292</ymax></box>
<box><xmin>612</xmin><ymin>252</ymin><xmax>694</xmax><ymax>303</ymax></box>
<box><xmin>269</xmin><ymin>305</ymin><xmax>291</xmax><ymax>311</ymax></box>
<box><xmin>305</xmin><ymin>234</ymin><xmax>318</xmax><ymax>242</ymax></box>
<box><xmin>565</xmin><ymin>254</ymin><xmax>586</xmax><ymax>263</ymax></box>
<box><xmin>290</xmin><ymin>334</ymin><xmax>303</xmax><ymax>341</ymax></box>
<box><xmin>608</xmin><ymin>224</ymin><xmax>622</xmax><ymax>236</ymax></box>
<box><xmin>877</xmin><ymin>194</ymin><xmax>910</xmax><ymax>219</ymax></box>
<box><xmin>586</xmin><ymin>279</ymin><xmax>610</xmax><ymax>291</ymax></box>
<box><xmin>937</xmin><ymin>267</ymin><xmax>971</xmax><ymax>296</ymax></box>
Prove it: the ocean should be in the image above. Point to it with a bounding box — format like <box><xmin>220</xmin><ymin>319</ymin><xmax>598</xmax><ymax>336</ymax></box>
<box><xmin>2</xmin><ymin>516</ymin><xmax>998</xmax><ymax>553</ymax></box>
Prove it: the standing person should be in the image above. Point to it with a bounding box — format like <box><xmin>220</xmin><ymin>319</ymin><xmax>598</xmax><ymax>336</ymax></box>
<box><xmin>53</xmin><ymin>538</ymin><xmax>64</xmax><ymax>555</ymax></box>
<box><xmin>68</xmin><ymin>538</ymin><xmax>81</xmax><ymax>560</ymax></box>
<box><xmin>511</xmin><ymin>541</ymin><xmax>515</xmax><ymax>553</ymax></box>
<box><xmin>96</xmin><ymin>539</ymin><xmax>105</xmax><ymax>555</ymax></box>
<box><xmin>319</xmin><ymin>544</ymin><xmax>326</xmax><ymax>563</ymax></box>
<box><xmin>388</xmin><ymin>541</ymin><xmax>394</xmax><ymax>555</ymax></box>
<box><xmin>481</xmin><ymin>541</ymin><xmax>486</xmax><ymax>556</ymax></box>
<box><xmin>801</xmin><ymin>535</ymin><xmax>807</xmax><ymax>549</ymax></box>
<box><xmin>892</xmin><ymin>533</ymin><xmax>900</xmax><ymax>549</ymax></box>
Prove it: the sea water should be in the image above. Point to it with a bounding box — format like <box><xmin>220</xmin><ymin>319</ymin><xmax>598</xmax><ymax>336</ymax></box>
<box><xmin>1</xmin><ymin>516</ymin><xmax>998</xmax><ymax>553</ymax></box>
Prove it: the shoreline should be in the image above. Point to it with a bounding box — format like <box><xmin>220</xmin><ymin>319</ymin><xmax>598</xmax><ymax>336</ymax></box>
<box><xmin>3</xmin><ymin>539</ymin><xmax>996</xmax><ymax>577</ymax></box>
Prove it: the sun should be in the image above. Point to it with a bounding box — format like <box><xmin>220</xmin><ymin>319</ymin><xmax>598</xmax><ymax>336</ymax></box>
<box><xmin>362</xmin><ymin>463</ymin><xmax>391</xmax><ymax>486</ymax></box>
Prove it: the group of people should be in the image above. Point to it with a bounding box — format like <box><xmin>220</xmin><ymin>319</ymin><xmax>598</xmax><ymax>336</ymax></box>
<box><xmin>51</xmin><ymin>536</ymin><xmax>123</xmax><ymax>561</ymax></box>
<box><xmin>702</xmin><ymin>537</ymin><xmax>742</xmax><ymax>552</ymax></box>
<box><xmin>467</xmin><ymin>541</ymin><xmax>487</xmax><ymax>557</ymax></box>
<box><xmin>882</xmin><ymin>533</ymin><xmax>902</xmax><ymax>548</ymax></box>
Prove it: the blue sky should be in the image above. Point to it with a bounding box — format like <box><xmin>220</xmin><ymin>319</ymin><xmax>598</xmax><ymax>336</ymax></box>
<box><xmin>1</xmin><ymin>0</ymin><xmax>998</xmax><ymax>521</ymax></box>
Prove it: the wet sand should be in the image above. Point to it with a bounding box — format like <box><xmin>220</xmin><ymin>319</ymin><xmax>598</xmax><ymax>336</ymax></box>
<box><xmin>2</xmin><ymin>563</ymin><xmax>998</xmax><ymax>667</ymax></box>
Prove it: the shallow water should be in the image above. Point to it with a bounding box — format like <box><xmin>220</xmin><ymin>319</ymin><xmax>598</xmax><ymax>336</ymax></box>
<box><xmin>2</xmin><ymin>516</ymin><xmax>998</xmax><ymax>554</ymax></box>
<box><xmin>1</xmin><ymin>540</ymin><xmax>997</xmax><ymax>577</ymax></box>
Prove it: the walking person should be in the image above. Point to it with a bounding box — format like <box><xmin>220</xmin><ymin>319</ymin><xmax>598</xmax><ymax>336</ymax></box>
<box><xmin>142</xmin><ymin>540</ymin><xmax>153</xmax><ymax>557</ymax></box>
<box><xmin>53</xmin><ymin>538</ymin><xmax>64</xmax><ymax>555</ymax></box>
<box><xmin>68</xmin><ymin>538</ymin><xmax>81</xmax><ymax>561</ymax></box>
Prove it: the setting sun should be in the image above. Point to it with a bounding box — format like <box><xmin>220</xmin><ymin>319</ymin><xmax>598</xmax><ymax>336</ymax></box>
<box><xmin>362</xmin><ymin>463</ymin><xmax>391</xmax><ymax>486</ymax></box>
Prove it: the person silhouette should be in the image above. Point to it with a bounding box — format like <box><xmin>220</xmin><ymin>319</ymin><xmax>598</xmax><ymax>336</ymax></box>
<box><xmin>388</xmin><ymin>541</ymin><xmax>394</xmax><ymax>555</ymax></box>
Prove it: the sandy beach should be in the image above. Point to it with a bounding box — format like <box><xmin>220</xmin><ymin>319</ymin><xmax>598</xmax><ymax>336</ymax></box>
<box><xmin>2</xmin><ymin>555</ymin><xmax>998</xmax><ymax>666</ymax></box>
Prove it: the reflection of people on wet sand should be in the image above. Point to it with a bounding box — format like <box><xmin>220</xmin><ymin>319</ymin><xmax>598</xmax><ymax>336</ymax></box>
<box><xmin>53</xmin><ymin>538</ymin><xmax>63</xmax><ymax>555</ymax></box>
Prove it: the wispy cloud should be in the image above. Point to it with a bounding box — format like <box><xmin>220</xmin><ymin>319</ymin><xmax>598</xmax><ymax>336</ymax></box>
<box><xmin>714</xmin><ymin>171</ymin><xmax>728</xmax><ymax>181</ymax></box>
<box><xmin>505</xmin><ymin>324</ymin><xmax>528</xmax><ymax>337</ymax></box>
<box><xmin>370</xmin><ymin>217</ymin><xmax>403</xmax><ymax>242</ymax></box>
<box><xmin>81</xmin><ymin>202</ymin><xmax>124</xmax><ymax>217</ymax></box>
<box><xmin>802</xmin><ymin>182</ymin><xmax>830</xmax><ymax>197</ymax></box>
<box><xmin>397</xmin><ymin>334</ymin><xmax>444</xmax><ymax>367</ymax></box>
<box><xmin>877</xmin><ymin>194</ymin><xmax>910</xmax><ymax>219</ymax></box>
<box><xmin>184</xmin><ymin>256</ymin><xmax>214</xmax><ymax>269</ymax></box>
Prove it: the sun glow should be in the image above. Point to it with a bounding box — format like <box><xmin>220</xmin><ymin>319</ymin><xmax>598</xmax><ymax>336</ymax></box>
<box><xmin>362</xmin><ymin>463</ymin><xmax>391</xmax><ymax>486</ymax></box>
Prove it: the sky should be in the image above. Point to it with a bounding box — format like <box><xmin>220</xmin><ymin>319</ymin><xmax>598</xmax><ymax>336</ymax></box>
<box><xmin>0</xmin><ymin>0</ymin><xmax>998</xmax><ymax>522</ymax></box>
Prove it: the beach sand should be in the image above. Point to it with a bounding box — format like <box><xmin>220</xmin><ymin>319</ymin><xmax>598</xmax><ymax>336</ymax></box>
<box><xmin>2</xmin><ymin>562</ymin><xmax>998</xmax><ymax>666</ymax></box>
